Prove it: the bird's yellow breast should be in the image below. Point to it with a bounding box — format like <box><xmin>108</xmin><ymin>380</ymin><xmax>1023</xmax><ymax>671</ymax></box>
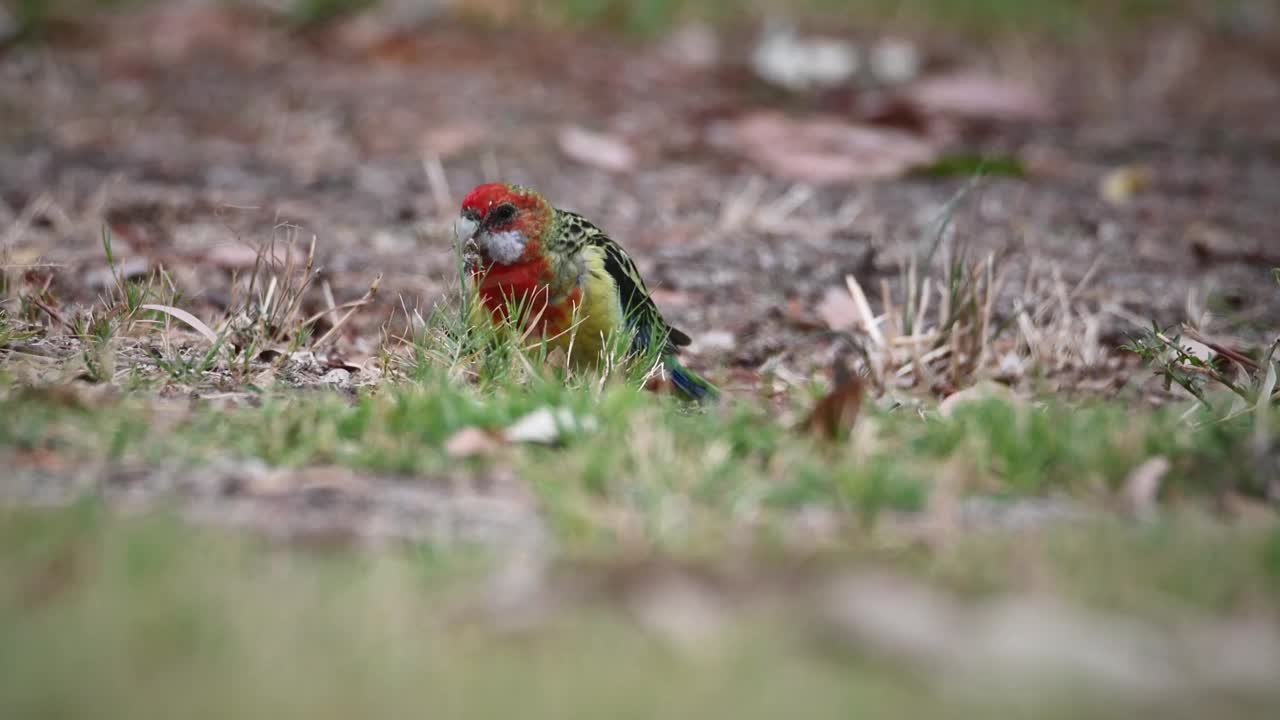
<box><xmin>553</xmin><ymin>245</ymin><xmax>625</xmax><ymax>365</ymax></box>
<box><xmin>468</xmin><ymin>245</ymin><xmax>626</xmax><ymax>366</ymax></box>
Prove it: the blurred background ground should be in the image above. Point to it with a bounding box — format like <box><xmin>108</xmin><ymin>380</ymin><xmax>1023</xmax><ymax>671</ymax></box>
<box><xmin>2</xmin><ymin>0</ymin><xmax>1278</xmax><ymax>388</ymax></box>
<box><xmin>2</xmin><ymin>1</ymin><xmax>1280</xmax><ymax>717</ymax></box>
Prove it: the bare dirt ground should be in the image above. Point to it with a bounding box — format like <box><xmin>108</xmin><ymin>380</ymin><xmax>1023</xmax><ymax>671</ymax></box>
<box><xmin>3</xmin><ymin>5</ymin><xmax>1278</xmax><ymax>399</ymax></box>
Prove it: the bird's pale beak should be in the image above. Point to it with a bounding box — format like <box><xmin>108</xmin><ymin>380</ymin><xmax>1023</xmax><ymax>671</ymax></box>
<box><xmin>454</xmin><ymin>215</ymin><xmax>480</xmax><ymax>244</ymax></box>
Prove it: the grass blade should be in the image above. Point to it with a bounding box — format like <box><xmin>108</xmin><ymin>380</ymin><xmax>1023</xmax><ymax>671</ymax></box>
<box><xmin>141</xmin><ymin>304</ymin><xmax>218</xmax><ymax>345</ymax></box>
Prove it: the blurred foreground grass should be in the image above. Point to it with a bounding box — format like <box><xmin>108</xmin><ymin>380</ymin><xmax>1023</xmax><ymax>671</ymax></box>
<box><xmin>2</xmin><ymin>502</ymin><xmax>1279</xmax><ymax>718</ymax></box>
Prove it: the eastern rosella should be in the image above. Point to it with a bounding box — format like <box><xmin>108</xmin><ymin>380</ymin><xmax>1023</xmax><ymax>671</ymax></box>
<box><xmin>454</xmin><ymin>183</ymin><xmax>717</xmax><ymax>402</ymax></box>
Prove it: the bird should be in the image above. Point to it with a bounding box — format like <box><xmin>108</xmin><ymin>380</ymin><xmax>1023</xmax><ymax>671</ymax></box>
<box><xmin>454</xmin><ymin>182</ymin><xmax>717</xmax><ymax>402</ymax></box>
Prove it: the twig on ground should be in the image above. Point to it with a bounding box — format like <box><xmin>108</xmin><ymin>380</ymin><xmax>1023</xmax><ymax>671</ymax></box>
<box><xmin>313</xmin><ymin>274</ymin><xmax>383</xmax><ymax>350</ymax></box>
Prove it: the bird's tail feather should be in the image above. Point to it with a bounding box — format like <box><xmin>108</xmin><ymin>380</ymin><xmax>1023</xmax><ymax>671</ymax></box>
<box><xmin>664</xmin><ymin>355</ymin><xmax>718</xmax><ymax>403</ymax></box>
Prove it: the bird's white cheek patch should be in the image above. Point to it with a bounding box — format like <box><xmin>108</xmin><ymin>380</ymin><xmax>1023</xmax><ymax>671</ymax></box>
<box><xmin>478</xmin><ymin>230</ymin><xmax>527</xmax><ymax>265</ymax></box>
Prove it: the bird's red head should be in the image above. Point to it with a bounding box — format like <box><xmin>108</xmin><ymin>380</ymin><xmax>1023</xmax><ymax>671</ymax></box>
<box><xmin>459</xmin><ymin>183</ymin><xmax>546</xmax><ymax>231</ymax></box>
<box><xmin>455</xmin><ymin>183</ymin><xmax>553</xmax><ymax>265</ymax></box>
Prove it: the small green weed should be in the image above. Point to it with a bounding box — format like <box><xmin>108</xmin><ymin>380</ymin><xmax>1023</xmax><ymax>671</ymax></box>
<box><xmin>1125</xmin><ymin>322</ymin><xmax>1279</xmax><ymax>413</ymax></box>
<box><xmin>0</xmin><ymin>310</ymin><xmax>37</xmax><ymax>348</ymax></box>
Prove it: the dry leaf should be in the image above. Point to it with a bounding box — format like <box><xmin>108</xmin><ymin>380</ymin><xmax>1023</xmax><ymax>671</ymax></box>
<box><xmin>801</xmin><ymin>356</ymin><xmax>866</xmax><ymax>441</ymax></box>
<box><xmin>1100</xmin><ymin>165</ymin><xmax>1153</xmax><ymax>205</ymax></box>
<box><xmin>903</xmin><ymin>72</ymin><xmax>1053</xmax><ymax>121</ymax></box>
<box><xmin>816</xmin><ymin>286</ymin><xmax>860</xmax><ymax>332</ymax></box>
<box><xmin>204</xmin><ymin>243</ymin><xmax>268</xmax><ymax>270</ymax></box>
<box><xmin>141</xmin><ymin>304</ymin><xmax>219</xmax><ymax>344</ymax></box>
<box><xmin>557</xmin><ymin>126</ymin><xmax>637</xmax><ymax>173</ymax></box>
<box><xmin>445</xmin><ymin>427</ymin><xmax>505</xmax><ymax>458</ymax></box>
<box><xmin>716</xmin><ymin>111</ymin><xmax>938</xmax><ymax>183</ymax></box>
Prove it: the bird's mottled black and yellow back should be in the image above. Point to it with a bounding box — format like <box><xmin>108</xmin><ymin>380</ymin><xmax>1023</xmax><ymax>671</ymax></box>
<box><xmin>548</xmin><ymin>208</ymin><xmax>691</xmax><ymax>358</ymax></box>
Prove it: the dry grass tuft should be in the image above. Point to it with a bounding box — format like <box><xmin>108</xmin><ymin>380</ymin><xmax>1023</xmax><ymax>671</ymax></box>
<box><xmin>828</xmin><ymin>238</ymin><xmax>1104</xmax><ymax>396</ymax></box>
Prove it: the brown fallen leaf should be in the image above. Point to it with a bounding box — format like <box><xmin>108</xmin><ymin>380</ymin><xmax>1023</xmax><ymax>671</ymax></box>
<box><xmin>203</xmin><ymin>243</ymin><xmax>268</xmax><ymax>271</ymax></box>
<box><xmin>557</xmin><ymin>126</ymin><xmax>637</xmax><ymax>173</ymax></box>
<box><xmin>715</xmin><ymin>111</ymin><xmax>938</xmax><ymax>183</ymax></box>
<box><xmin>816</xmin><ymin>286</ymin><xmax>860</xmax><ymax>332</ymax></box>
<box><xmin>445</xmin><ymin>427</ymin><xmax>506</xmax><ymax>458</ymax></box>
<box><xmin>801</xmin><ymin>356</ymin><xmax>866</xmax><ymax>441</ymax></box>
<box><xmin>902</xmin><ymin>71</ymin><xmax>1053</xmax><ymax>122</ymax></box>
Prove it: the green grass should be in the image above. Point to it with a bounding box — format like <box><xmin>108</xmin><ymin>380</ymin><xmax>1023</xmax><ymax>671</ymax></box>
<box><xmin>1</xmin><ymin>363</ymin><xmax>1274</xmax><ymax>551</ymax></box>
<box><xmin>0</xmin><ymin>310</ymin><xmax>37</xmax><ymax>349</ymax></box>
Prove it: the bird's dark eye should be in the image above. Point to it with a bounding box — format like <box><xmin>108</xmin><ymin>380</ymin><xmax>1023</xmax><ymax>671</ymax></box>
<box><xmin>489</xmin><ymin>203</ymin><xmax>517</xmax><ymax>225</ymax></box>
